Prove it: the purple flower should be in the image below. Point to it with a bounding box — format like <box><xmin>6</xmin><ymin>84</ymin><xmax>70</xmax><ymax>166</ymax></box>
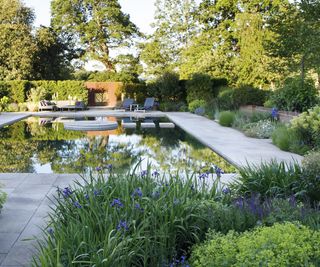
<box><xmin>93</xmin><ymin>189</ymin><xmax>101</xmax><ymax>196</ymax></box>
<box><xmin>131</xmin><ymin>188</ymin><xmax>143</xmax><ymax>198</ymax></box>
<box><xmin>140</xmin><ymin>170</ymin><xmax>147</xmax><ymax>177</ymax></box>
<box><xmin>47</xmin><ymin>227</ymin><xmax>54</xmax><ymax>236</ymax></box>
<box><xmin>198</xmin><ymin>173</ymin><xmax>208</xmax><ymax>180</ymax></box>
<box><xmin>62</xmin><ymin>187</ymin><xmax>73</xmax><ymax>198</ymax></box>
<box><xmin>234</xmin><ymin>197</ymin><xmax>244</xmax><ymax>209</ymax></box>
<box><xmin>152</xmin><ymin>170</ymin><xmax>160</xmax><ymax>177</ymax></box>
<box><xmin>73</xmin><ymin>201</ymin><xmax>82</xmax><ymax>208</ymax></box>
<box><xmin>110</xmin><ymin>198</ymin><xmax>124</xmax><ymax>208</ymax></box>
<box><xmin>116</xmin><ymin>220</ymin><xmax>129</xmax><ymax>231</ymax></box>
<box><xmin>222</xmin><ymin>187</ymin><xmax>231</xmax><ymax>194</ymax></box>
<box><xmin>105</xmin><ymin>164</ymin><xmax>113</xmax><ymax>170</ymax></box>
<box><xmin>84</xmin><ymin>193</ymin><xmax>89</xmax><ymax>200</ymax></box>
<box><xmin>214</xmin><ymin>166</ymin><xmax>224</xmax><ymax>177</ymax></box>
<box><xmin>95</xmin><ymin>166</ymin><xmax>102</xmax><ymax>171</ymax></box>
<box><xmin>271</xmin><ymin>107</ymin><xmax>279</xmax><ymax>120</ymax></box>
<box><xmin>134</xmin><ymin>203</ymin><xmax>144</xmax><ymax>211</ymax></box>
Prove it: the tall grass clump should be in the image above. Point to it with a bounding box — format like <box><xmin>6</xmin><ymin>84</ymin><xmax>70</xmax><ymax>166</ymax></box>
<box><xmin>34</xmin><ymin>167</ymin><xmax>224</xmax><ymax>266</ymax></box>
<box><xmin>231</xmin><ymin>160</ymin><xmax>303</xmax><ymax>198</ymax></box>
<box><xmin>219</xmin><ymin>111</ymin><xmax>235</xmax><ymax>127</ymax></box>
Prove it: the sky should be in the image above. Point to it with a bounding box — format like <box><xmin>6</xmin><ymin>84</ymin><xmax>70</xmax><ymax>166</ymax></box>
<box><xmin>23</xmin><ymin>0</ymin><xmax>156</xmax><ymax>34</ymax></box>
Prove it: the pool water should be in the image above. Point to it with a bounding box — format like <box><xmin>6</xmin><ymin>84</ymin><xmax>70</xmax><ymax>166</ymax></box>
<box><xmin>0</xmin><ymin>116</ymin><xmax>235</xmax><ymax>174</ymax></box>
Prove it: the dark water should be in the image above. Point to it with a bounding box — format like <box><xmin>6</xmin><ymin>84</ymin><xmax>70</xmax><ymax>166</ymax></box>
<box><xmin>0</xmin><ymin>116</ymin><xmax>235</xmax><ymax>174</ymax></box>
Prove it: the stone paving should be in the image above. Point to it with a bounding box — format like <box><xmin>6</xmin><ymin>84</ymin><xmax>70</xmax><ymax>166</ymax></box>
<box><xmin>0</xmin><ymin>173</ymin><xmax>79</xmax><ymax>266</ymax></box>
<box><xmin>166</xmin><ymin>112</ymin><xmax>303</xmax><ymax>167</ymax></box>
<box><xmin>0</xmin><ymin>113</ymin><xmax>29</xmax><ymax>128</ymax></box>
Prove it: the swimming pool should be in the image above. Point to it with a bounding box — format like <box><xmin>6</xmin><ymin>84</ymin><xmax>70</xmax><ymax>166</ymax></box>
<box><xmin>0</xmin><ymin>116</ymin><xmax>235</xmax><ymax>174</ymax></box>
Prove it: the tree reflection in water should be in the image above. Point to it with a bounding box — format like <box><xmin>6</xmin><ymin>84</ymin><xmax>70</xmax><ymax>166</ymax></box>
<box><xmin>0</xmin><ymin>117</ymin><xmax>235</xmax><ymax>173</ymax></box>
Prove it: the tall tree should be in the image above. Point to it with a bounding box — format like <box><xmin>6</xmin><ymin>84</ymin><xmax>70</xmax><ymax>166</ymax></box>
<box><xmin>51</xmin><ymin>0</ymin><xmax>140</xmax><ymax>71</ymax></box>
<box><xmin>32</xmin><ymin>26</ymin><xmax>74</xmax><ymax>80</ymax></box>
<box><xmin>268</xmin><ymin>0</ymin><xmax>320</xmax><ymax>83</ymax></box>
<box><xmin>141</xmin><ymin>0</ymin><xmax>198</xmax><ymax>78</ymax></box>
<box><xmin>0</xmin><ymin>0</ymin><xmax>36</xmax><ymax>80</ymax></box>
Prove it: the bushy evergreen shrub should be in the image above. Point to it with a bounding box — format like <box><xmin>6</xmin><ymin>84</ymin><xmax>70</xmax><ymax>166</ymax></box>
<box><xmin>188</xmin><ymin>100</ymin><xmax>206</xmax><ymax>113</ymax></box>
<box><xmin>190</xmin><ymin>223</ymin><xmax>320</xmax><ymax>267</ymax></box>
<box><xmin>271</xmin><ymin>77</ymin><xmax>318</xmax><ymax>112</ymax></box>
<box><xmin>219</xmin><ymin>111</ymin><xmax>235</xmax><ymax>127</ymax></box>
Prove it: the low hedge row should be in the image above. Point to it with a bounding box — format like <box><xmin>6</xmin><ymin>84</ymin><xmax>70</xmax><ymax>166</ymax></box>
<box><xmin>0</xmin><ymin>80</ymin><xmax>87</xmax><ymax>102</ymax></box>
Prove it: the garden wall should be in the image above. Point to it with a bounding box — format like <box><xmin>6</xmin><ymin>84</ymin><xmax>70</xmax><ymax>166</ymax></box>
<box><xmin>240</xmin><ymin>105</ymin><xmax>300</xmax><ymax>122</ymax></box>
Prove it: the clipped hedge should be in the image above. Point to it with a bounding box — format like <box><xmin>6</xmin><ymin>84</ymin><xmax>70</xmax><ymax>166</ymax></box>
<box><xmin>218</xmin><ymin>86</ymin><xmax>268</xmax><ymax>110</ymax></box>
<box><xmin>121</xmin><ymin>83</ymin><xmax>147</xmax><ymax>104</ymax></box>
<box><xmin>0</xmin><ymin>80</ymin><xmax>87</xmax><ymax>103</ymax></box>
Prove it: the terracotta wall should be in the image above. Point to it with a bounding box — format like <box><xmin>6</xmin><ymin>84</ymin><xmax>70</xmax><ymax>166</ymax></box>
<box><xmin>85</xmin><ymin>82</ymin><xmax>123</xmax><ymax>107</ymax></box>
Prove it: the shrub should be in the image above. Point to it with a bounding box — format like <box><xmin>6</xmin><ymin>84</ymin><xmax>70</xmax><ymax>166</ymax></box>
<box><xmin>190</xmin><ymin>222</ymin><xmax>320</xmax><ymax>267</ymax></box>
<box><xmin>219</xmin><ymin>111</ymin><xmax>235</xmax><ymax>127</ymax></box>
<box><xmin>231</xmin><ymin>160</ymin><xmax>303</xmax><ymax>199</ymax></box>
<box><xmin>232</xmin><ymin>111</ymin><xmax>271</xmax><ymax>130</ymax></box>
<box><xmin>271</xmin><ymin>125</ymin><xmax>308</xmax><ymax>154</ymax></box>
<box><xmin>188</xmin><ymin>99</ymin><xmax>206</xmax><ymax>113</ymax></box>
<box><xmin>0</xmin><ymin>96</ymin><xmax>9</xmax><ymax>112</ymax></box>
<box><xmin>233</xmin><ymin>85</ymin><xmax>268</xmax><ymax>107</ymax></box>
<box><xmin>301</xmin><ymin>151</ymin><xmax>320</xmax><ymax>203</ymax></box>
<box><xmin>0</xmin><ymin>81</ymin><xmax>29</xmax><ymax>103</ymax></box>
<box><xmin>217</xmin><ymin>88</ymin><xmax>235</xmax><ymax>110</ymax></box>
<box><xmin>34</xmin><ymin>169</ymin><xmax>222</xmax><ymax>266</ymax></box>
<box><xmin>7</xmin><ymin>103</ymin><xmax>19</xmax><ymax>112</ymax></box>
<box><xmin>186</xmin><ymin>73</ymin><xmax>214</xmax><ymax>103</ymax></box>
<box><xmin>242</xmin><ymin>120</ymin><xmax>276</xmax><ymax>139</ymax></box>
<box><xmin>148</xmin><ymin>71</ymin><xmax>185</xmax><ymax>103</ymax></box>
<box><xmin>159</xmin><ymin>101</ymin><xmax>186</xmax><ymax>112</ymax></box>
<box><xmin>290</xmin><ymin>105</ymin><xmax>320</xmax><ymax>149</ymax></box>
<box><xmin>121</xmin><ymin>83</ymin><xmax>147</xmax><ymax>104</ymax></box>
<box><xmin>271</xmin><ymin>77</ymin><xmax>318</xmax><ymax>112</ymax></box>
<box><xmin>0</xmin><ymin>184</ymin><xmax>6</xmax><ymax>212</ymax></box>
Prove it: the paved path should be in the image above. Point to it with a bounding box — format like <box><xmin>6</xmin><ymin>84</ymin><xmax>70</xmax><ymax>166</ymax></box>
<box><xmin>0</xmin><ymin>173</ymin><xmax>79</xmax><ymax>266</ymax></box>
<box><xmin>0</xmin><ymin>113</ymin><xmax>29</xmax><ymax>128</ymax></box>
<box><xmin>166</xmin><ymin>112</ymin><xmax>303</xmax><ymax>167</ymax></box>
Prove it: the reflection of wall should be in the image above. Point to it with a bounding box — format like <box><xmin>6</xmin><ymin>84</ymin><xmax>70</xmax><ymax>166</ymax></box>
<box><xmin>85</xmin><ymin>82</ymin><xmax>122</xmax><ymax>107</ymax></box>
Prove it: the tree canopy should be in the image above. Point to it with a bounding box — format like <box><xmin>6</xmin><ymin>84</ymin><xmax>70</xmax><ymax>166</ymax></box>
<box><xmin>51</xmin><ymin>0</ymin><xmax>140</xmax><ymax>71</ymax></box>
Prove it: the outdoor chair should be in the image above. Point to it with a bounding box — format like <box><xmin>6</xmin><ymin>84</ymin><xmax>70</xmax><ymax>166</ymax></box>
<box><xmin>115</xmin><ymin>98</ymin><xmax>134</xmax><ymax>111</ymax></box>
<box><xmin>135</xmin><ymin>97</ymin><xmax>155</xmax><ymax>112</ymax></box>
<box><xmin>38</xmin><ymin>100</ymin><xmax>57</xmax><ymax>111</ymax></box>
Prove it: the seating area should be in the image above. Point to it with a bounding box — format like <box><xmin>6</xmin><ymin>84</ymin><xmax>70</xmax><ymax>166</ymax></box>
<box><xmin>39</xmin><ymin>100</ymin><xmax>86</xmax><ymax>111</ymax></box>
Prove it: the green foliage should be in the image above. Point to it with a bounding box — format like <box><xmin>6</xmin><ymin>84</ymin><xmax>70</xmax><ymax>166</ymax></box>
<box><xmin>0</xmin><ymin>0</ymin><xmax>36</xmax><ymax>80</ymax></box>
<box><xmin>0</xmin><ymin>184</ymin><xmax>6</xmax><ymax>212</ymax></box>
<box><xmin>121</xmin><ymin>83</ymin><xmax>147</xmax><ymax>104</ymax></box>
<box><xmin>232</xmin><ymin>111</ymin><xmax>271</xmax><ymax>130</ymax></box>
<box><xmin>159</xmin><ymin>101</ymin><xmax>187</xmax><ymax>112</ymax></box>
<box><xmin>217</xmin><ymin>88</ymin><xmax>235</xmax><ymax>110</ymax></box>
<box><xmin>186</xmin><ymin>73</ymin><xmax>214</xmax><ymax>103</ymax></box>
<box><xmin>27</xmin><ymin>87</ymin><xmax>48</xmax><ymax>103</ymax></box>
<box><xmin>232</xmin><ymin>160</ymin><xmax>302</xmax><ymax>199</ymax></box>
<box><xmin>51</xmin><ymin>0</ymin><xmax>139</xmax><ymax>70</ymax></box>
<box><xmin>34</xmin><ymin>169</ymin><xmax>222</xmax><ymax>266</ymax></box>
<box><xmin>0</xmin><ymin>96</ymin><xmax>9</xmax><ymax>112</ymax></box>
<box><xmin>271</xmin><ymin>126</ymin><xmax>304</xmax><ymax>153</ymax></box>
<box><xmin>219</xmin><ymin>111</ymin><xmax>235</xmax><ymax>127</ymax></box>
<box><xmin>242</xmin><ymin>120</ymin><xmax>276</xmax><ymax>139</ymax></box>
<box><xmin>188</xmin><ymin>100</ymin><xmax>206</xmax><ymax>113</ymax></box>
<box><xmin>190</xmin><ymin>222</ymin><xmax>320</xmax><ymax>267</ymax></box>
<box><xmin>301</xmin><ymin>151</ymin><xmax>320</xmax><ymax>203</ymax></box>
<box><xmin>147</xmin><ymin>71</ymin><xmax>185</xmax><ymax>102</ymax></box>
<box><xmin>271</xmin><ymin>77</ymin><xmax>318</xmax><ymax>112</ymax></box>
<box><xmin>290</xmin><ymin>105</ymin><xmax>320</xmax><ymax>149</ymax></box>
<box><xmin>32</xmin><ymin>26</ymin><xmax>73</xmax><ymax>80</ymax></box>
<box><xmin>217</xmin><ymin>86</ymin><xmax>267</xmax><ymax>111</ymax></box>
<box><xmin>88</xmin><ymin>70</ymin><xmax>140</xmax><ymax>84</ymax></box>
